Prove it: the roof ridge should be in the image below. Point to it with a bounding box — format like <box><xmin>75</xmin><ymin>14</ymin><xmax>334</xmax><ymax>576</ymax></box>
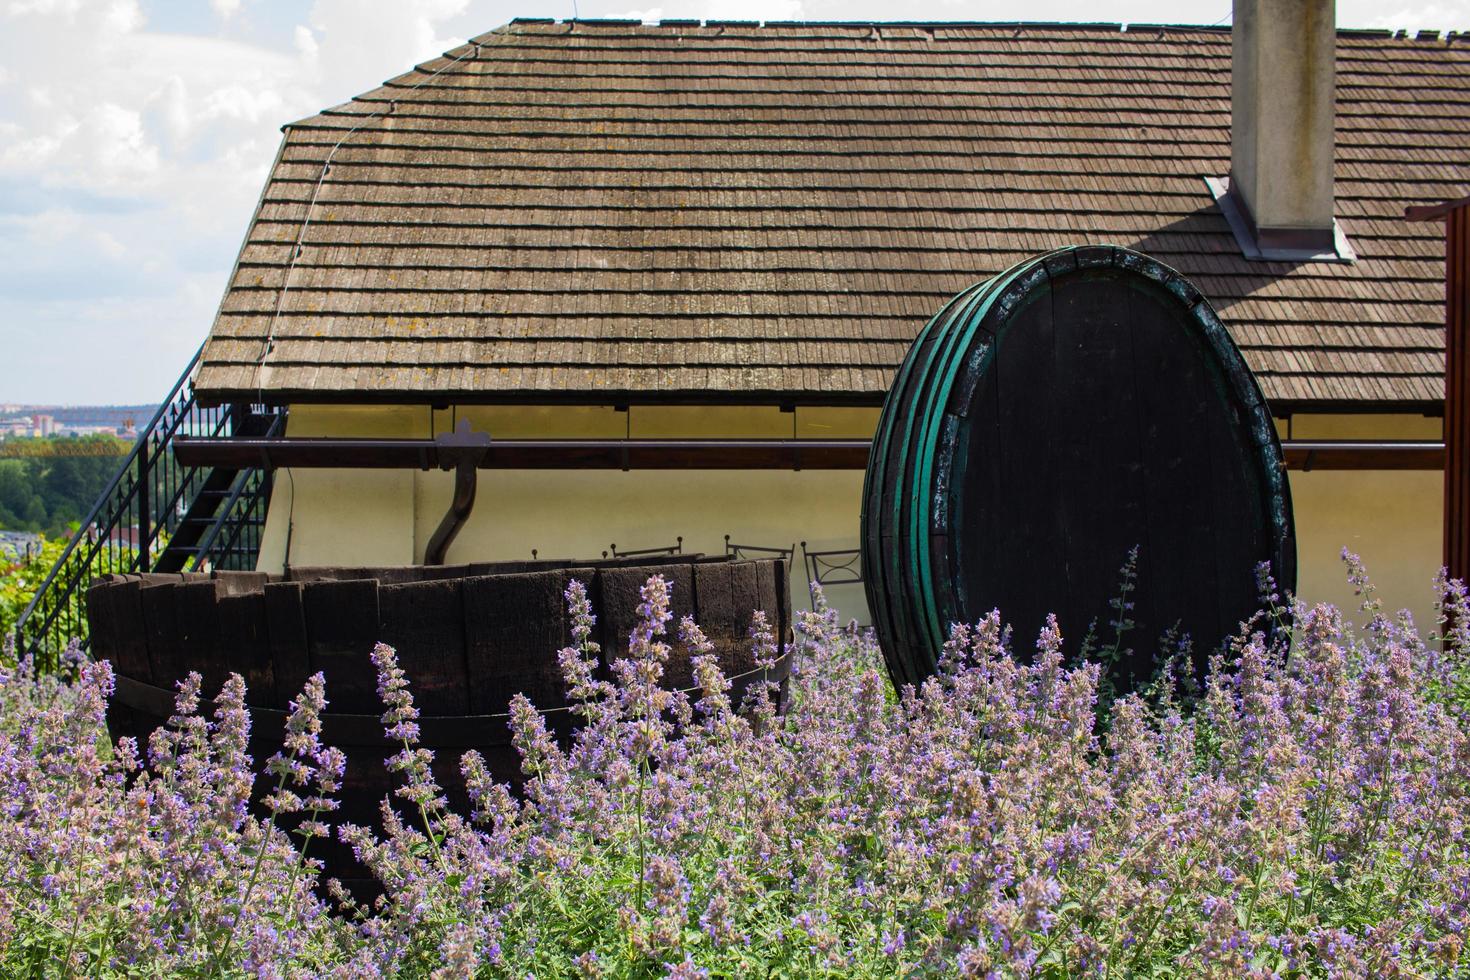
<box><xmin>499</xmin><ymin>18</ymin><xmax>1470</xmax><ymax>39</ymax></box>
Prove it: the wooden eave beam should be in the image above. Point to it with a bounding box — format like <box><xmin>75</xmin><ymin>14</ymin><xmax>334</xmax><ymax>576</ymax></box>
<box><xmin>174</xmin><ymin>436</ymin><xmax>1445</xmax><ymax>472</ymax></box>
<box><xmin>1406</xmin><ymin>194</ymin><xmax>1470</xmax><ymax>223</ymax></box>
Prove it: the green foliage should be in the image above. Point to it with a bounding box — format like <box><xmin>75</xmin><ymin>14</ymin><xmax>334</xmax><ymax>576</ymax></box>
<box><xmin>0</xmin><ymin>536</ymin><xmax>70</xmax><ymax>646</ymax></box>
<box><xmin>0</xmin><ymin>438</ymin><xmax>127</xmax><ymax>538</ymax></box>
<box><xmin>0</xmin><ymin>535</ymin><xmax>135</xmax><ymax>664</ymax></box>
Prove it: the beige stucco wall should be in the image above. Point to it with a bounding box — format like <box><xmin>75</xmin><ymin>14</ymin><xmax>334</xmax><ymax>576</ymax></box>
<box><xmin>257</xmin><ymin>406</ymin><xmax>1446</xmax><ymax>638</ymax></box>
<box><xmin>1275</xmin><ymin>413</ymin><xmax>1444</xmax><ymax>635</ymax></box>
<box><xmin>255</xmin><ymin>404</ymin><xmax>879</xmax><ymax>619</ymax></box>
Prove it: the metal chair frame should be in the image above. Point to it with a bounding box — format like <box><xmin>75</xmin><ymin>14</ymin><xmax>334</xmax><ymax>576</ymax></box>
<box><xmin>605</xmin><ymin>536</ymin><xmax>683</xmax><ymax>560</ymax></box>
<box><xmin>723</xmin><ymin>535</ymin><xmax>795</xmax><ymax>569</ymax></box>
<box><xmin>799</xmin><ymin>541</ymin><xmax>863</xmax><ymax>608</ymax></box>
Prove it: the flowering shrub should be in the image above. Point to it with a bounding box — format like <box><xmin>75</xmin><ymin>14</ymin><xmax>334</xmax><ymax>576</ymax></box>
<box><xmin>1</xmin><ymin>562</ymin><xmax>1468</xmax><ymax>977</ymax></box>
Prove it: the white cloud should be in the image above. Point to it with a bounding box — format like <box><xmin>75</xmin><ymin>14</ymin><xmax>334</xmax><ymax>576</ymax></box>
<box><xmin>100</xmin><ymin>0</ymin><xmax>141</xmax><ymax>32</ymax></box>
<box><xmin>1359</xmin><ymin>2</ymin><xmax>1469</xmax><ymax>29</ymax></box>
<box><xmin>703</xmin><ymin>0</ymin><xmax>802</xmax><ymax>18</ymax></box>
<box><xmin>6</xmin><ymin>0</ymin><xmax>85</xmax><ymax>17</ymax></box>
<box><xmin>0</xmin><ymin>0</ymin><xmax>489</xmax><ymax>401</ymax></box>
<box><xmin>616</xmin><ymin>5</ymin><xmax>664</xmax><ymax>21</ymax></box>
<box><xmin>303</xmin><ymin>0</ymin><xmax>471</xmax><ymax>98</ymax></box>
<box><xmin>294</xmin><ymin>24</ymin><xmax>319</xmax><ymax>58</ymax></box>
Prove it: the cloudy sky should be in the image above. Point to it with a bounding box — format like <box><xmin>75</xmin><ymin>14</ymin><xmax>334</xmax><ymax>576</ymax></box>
<box><xmin>1</xmin><ymin>0</ymin><xmax>1466</xmax><ymax>405</ymax></box>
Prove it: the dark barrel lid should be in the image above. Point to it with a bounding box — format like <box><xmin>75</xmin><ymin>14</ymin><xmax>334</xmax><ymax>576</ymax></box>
<box><xmin>862</xmin><ymin>245</ymin><xmax>1295</xmax><ymax>689</ymax></box>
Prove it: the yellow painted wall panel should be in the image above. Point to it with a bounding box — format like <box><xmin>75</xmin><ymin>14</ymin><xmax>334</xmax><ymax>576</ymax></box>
<box><xmin>1288</xmin><ymin>468</ymin><xmax>1443</xmax><ymax>635</ymax></box>
<box><xmin>256</xmin><ymin>468</ymin><xmax>416</xmax><ymax>570</ymax></box>
<box><xmin>1274</xmin><ymin>414</ymin><xmax>1442</xmax><ymax>440</ymax></box>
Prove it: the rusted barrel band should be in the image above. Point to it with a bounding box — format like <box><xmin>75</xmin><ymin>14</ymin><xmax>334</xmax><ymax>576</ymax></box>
<box><xmin>111</xmin><ymin>651</ymin><xmax>795</xmax><ymax>750</ymax></box>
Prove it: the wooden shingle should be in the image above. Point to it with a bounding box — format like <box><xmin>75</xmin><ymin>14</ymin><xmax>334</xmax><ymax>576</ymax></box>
<box><xmin>194</xmin><ymin>20</ymin><xmax>1470</xmax><ymax>409</ymax></box>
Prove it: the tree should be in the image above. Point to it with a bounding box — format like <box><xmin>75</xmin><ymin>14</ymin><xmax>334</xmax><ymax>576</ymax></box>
<box><xmin>0</xmin><ymin>439</ymin><xmax>128</xmax><ymax>538</ymax></box>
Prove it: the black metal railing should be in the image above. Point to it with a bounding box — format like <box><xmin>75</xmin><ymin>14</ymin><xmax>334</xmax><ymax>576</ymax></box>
<box><xmin>12</xmin><ymin>347</ymin><xmax>284</xmax><ymax>667</ymax></box>
<box><xmin>186</xmin><ymin>465</ymin><xmax>277</xmax><ymax>572</ymax></box>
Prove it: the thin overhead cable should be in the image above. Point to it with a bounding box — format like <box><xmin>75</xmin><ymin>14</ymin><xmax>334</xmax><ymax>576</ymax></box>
<box><xmin>255</xmin><ymin>39</ymin><xmax>487</xmax><ymax>389</ymax></box>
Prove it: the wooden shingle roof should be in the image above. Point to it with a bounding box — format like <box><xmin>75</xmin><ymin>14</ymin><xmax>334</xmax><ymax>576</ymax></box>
<box><xmin>195</xmin><ymin>19</ymin><xmax>1470</xmax><ymax>410</ymax></box>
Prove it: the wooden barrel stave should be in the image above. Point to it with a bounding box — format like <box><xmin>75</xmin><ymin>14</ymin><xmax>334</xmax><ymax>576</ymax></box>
<box><xmin>908</xmin><ymin>263</ymin><xmax>1037</xmax><ymax>657</ymax></box>
<box><xmin>880</xmin><ymin>261</ymin><xmax>1033</xmax><ymax>683</ymax></box>
<box><xmin>218</xmin><ymin>591</ymin><xmax>273</xmax><ymax>705</ymax></box>
<box><xmin>263</xmin><ymin>582</ymin><xmax>311</xmax><ymax>711</ymax></box>
<box><xmin>377</xmin><ymin>579</ymin><xmax>469</xmax><ymax>715</ymax></box>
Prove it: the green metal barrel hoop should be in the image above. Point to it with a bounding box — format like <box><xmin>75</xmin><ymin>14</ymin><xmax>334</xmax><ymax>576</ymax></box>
<box><xmin>863</xmin><ymin>281</ymin><xmax>988</xmax><ymax>685</ymax></box>
<box><xmin>906</xmin><ymin>255</ymin><xmax>1051</xmax><ymax>662</ymax></box>
<box><xmin>877</xmin><ymin>280</ymin><xmax>1000</xmax><ymax>684</ymax></box>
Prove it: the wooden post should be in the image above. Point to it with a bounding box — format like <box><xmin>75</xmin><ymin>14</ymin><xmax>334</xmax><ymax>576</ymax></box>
<box><xmin>1407</xmin><ymin>195</ymin><xmax>1470</xmax><ymax>583</ymax></box>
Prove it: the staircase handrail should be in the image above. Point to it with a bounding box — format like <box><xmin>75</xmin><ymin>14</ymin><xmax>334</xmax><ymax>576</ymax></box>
<box><xmin>12</xmin><ymin>343</ymin><xmax>205</xmax><ymax>654</ymax></box>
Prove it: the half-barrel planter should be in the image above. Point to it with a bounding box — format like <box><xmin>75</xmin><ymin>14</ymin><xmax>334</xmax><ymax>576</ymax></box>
<box><xmin>87</xmin><ymin>556</ymin><xmax>791</xmax><ymax>886</ymax></box>
<box><xmin>862</xmin><ymin>245</ymin><xmax>1295</xmax><ymax>688</ymax></box>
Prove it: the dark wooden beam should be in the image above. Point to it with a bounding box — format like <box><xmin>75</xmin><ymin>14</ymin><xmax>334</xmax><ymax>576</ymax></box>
<box><xmin>1406</xmin><ymin>194</ymin><xmax>1470</xmax><ymax>223</ymax></box>
<box><xmin>175</xmin><ymin>435</ymin><xmax>1444</xmax><ymax>472</ymax></box>
<box><xmin>173</xmin><ymin>436</ymin><xmax>873</xmax><ymax>470</ymax></box>
<box><xmin>1281</xmin><ymin>441</ymin><xmax>1444</xmax><ymax>471</ymax></box>
<box><xmin>1408</xmin><ymin>197</ymin><xmax>1470</xmax><ymax>582</ymax></box>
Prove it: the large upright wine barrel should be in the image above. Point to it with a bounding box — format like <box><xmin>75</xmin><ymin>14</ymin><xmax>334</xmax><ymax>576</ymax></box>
<box><xmin>862</xmin><ymin>245</ymin><xmax>1295</xmax><ymax>688</ymax></box>
<box><xmin>87</xmin><ymin>555</ymin><xmax>790</xmax><ymax>888</ymax></box>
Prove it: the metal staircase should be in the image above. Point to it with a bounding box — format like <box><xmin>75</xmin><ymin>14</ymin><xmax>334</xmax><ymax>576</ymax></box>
<box><xmin>12</xmin><ymin>347</ymin><xmax>285</xmax><ymax>666</ymax></box>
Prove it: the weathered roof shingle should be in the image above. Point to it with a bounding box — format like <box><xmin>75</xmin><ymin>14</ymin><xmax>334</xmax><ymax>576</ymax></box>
<box><xmin>196</xmin><ymin>20</ymin><xmax>1470</xmax><ymax>409</ymax></box>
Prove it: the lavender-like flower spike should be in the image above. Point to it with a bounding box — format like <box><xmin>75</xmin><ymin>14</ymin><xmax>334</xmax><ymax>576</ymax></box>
<box><xmin>567</xmin><ymin>578</ymin><xmax>599</xmax><ymax>656</ymax></box>
<box><xmin>265</xmin><ymin>672</ymin><xmax>331</xmax><ymax>817</ymax></box>
<box><xmin>631</xmin><ymin>574</ymin><xmax>673</xmax><ymax>662</ymax></box>
<box><xmin>749</xmin><ymin>610</ymin><xmax>777</xmax><ymax>671</ymax></box>
<box><xmin>371</xmin><ymin>642</ymin><xmax>421</xmax><ymax>743</ymax></box>
<box><xmin>1342</xmin><ymin>547</ymin><xmax>1384</xmax><ymax>616</ymax></box>
<box><xmin>559</xmin><ymin>579</ymin><xmax>615</xmax><ymax>719</ymax></box>
<box><xmin>1434</xmin><ymin>568</ymin><xmax>1470</xmax><ymax>661</ymax></box>
<box><xmin>209</xmin><ymin>673</ymin><xmax>254</xmax><ymax>823</ymax></box>
<box><xmin>369</xmin><ymin>643</ymin><xmax>451</xmax><ymax>827</ymax></box>
<box><xmin>663</xmin><ymin>954</ymin><xmax>710</xmax><ymax>978</ymax></box>
<box><xmin>680</xmin><ymin>615</ymin><xmax>733</xmax><ymax>723</ymax></box>
<box><xmin>4</xmin><ymin>559</ymin><xmax>1469</xmax><ymax>975</ymax></box>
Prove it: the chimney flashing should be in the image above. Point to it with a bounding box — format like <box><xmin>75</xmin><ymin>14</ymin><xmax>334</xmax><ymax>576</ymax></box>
<box><xmin>1206</xmin><ymin>177</ymin><xmax>1356</xmax><ymax>263</ymax></box>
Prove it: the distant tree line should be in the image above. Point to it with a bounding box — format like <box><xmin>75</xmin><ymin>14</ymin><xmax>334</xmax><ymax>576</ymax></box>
<box><xmin>0</xmin><ymin>436</ymin><xmax>129</xmax><ymax>538</ymax></box>
<box><xmin>0</xmin><ymin>435</ymin><xmax>131</xmax><ymax>458</ymax></box>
